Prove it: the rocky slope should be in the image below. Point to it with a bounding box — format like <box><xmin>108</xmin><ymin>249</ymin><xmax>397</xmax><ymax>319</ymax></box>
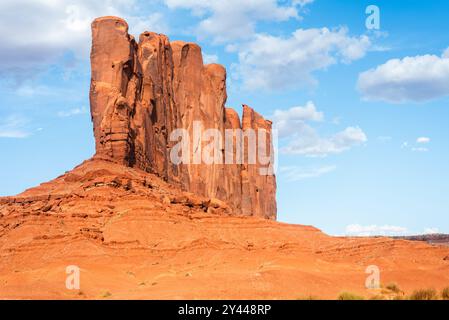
<box><xmin>392</xmin><ymin>234</ymin><xmax>449</xmax><ymax>246</ymax></box>
<box><xmin>0</xmin><ymin>159</ymin><xmax>448</xmax><ymax>299</ymax></box>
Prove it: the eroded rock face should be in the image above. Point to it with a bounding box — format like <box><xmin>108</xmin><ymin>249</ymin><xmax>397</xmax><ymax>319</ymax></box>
<box><xmin>90</xmin><ymin>17</ymin><xmax>136</xmax><ymax>165</ymax></box>
<box><xmin>89</xmin><ymin>16</ymin><xmax>276</xmax><ymax>219</ymax></box>
<box><xmin>241</xmin><ymin>105</ymin><xmax>277</xmax><ymax>219</ymax></box>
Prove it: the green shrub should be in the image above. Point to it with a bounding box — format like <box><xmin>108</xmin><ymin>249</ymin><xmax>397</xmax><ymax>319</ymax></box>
<box><xmin>338</xmin><ymin>292</ymin><xmax>365</xmax><ymax>300</ymax></box>
<box><xmin>408</xmin><ymin>289</ymin><xmax>438</xmax><ymax>300</ymax></box>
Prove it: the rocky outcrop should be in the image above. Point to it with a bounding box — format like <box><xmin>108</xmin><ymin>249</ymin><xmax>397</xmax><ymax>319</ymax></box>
<box><xmin>89</xmin><ymin>16</ymin><xmax>276</xmax><ymax>219</ymax></box>
<box><xmin>241</xmin><ymin>106</ymin><xmax>277</xmax><ymax>219</ymax></box>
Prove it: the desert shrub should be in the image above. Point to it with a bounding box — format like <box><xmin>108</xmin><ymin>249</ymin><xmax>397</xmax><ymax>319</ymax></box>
<box><xmin>297</xmin><ymin>295</ymin><xmax>319</xmax><ymax>300</ymax></box>
<box><xmin>385</xmin><ymin>283</ymin><xmax>401</xmax><ymax>294</ymax></box>
<box><xmin>338</xmin><ymin>292</ymin><xmax>365</xmax><ymax>300</ymax></box>
<box><xmin>408</xmin><ymin>288</ymin><xmax>438</xmax><ymax>300</ymax></box>
<box><xmin>441</xmin><ymin>287</ymin><xmax>449</xmax><ymax>300</ymax></box>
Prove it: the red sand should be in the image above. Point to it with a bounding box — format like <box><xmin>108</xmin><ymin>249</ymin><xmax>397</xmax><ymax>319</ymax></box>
<box><xmin>1</xmin><ymin>159</ymin><xmax>448</xmax><ymax>299</ymax></box>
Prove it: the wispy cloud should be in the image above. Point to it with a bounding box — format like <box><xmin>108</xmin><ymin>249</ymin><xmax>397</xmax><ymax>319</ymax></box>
<box><xmin>15</xmin><ymin>84</ymin><xmax>55</xmax><ymax>97</ymax></box>
<box><xmin>203</xmin><ymin>53</ymin><xmax>219</xmax><ymax>64</ymax></box>
<box><xmin>402</xmin><ymin>137</ymin><xmax>431</xmax><ymax>152</ymax></box>
<box><xmin>280</xmin><ymin>165</ymin><xmax>336</xmax><ymax>182</ymax></box>
<box><xmin>57</xmin><ymin>106</ymin><xmax>88</xmax><ymax>117</ymax></box>
<box><xmin>345</xmin><ymin>224</ymin><xmax>408</xmax><ymax>237</ymax></box>
<box><xmin>164</xmin><ymin>0</ymin><xmax>307</xmax><ymax>43</ymax></box>
<box><xmin>423</xmin><ymin>228</ymin><xmax>440</xmax><ymax>235</ymax></box>
<box><xmin>412</xmin><ymin>147</ymin><xmax>429</xmax><ymax>153</ymax></box>
<box><xmin>0</xmin><ymin>115</ymin><xmax>31</xmax><ymax>138</ymax></box>
<box><xmin>416</xmin><ymin>137</ymin><xmax>430</xmax><ymax>144</ymax></box>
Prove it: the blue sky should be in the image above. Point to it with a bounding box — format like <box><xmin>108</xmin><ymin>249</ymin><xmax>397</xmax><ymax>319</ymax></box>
<box><xmin>1</xmin><ymin>0</ymin><xmax>448</xmax><ymax>236</ymax></box>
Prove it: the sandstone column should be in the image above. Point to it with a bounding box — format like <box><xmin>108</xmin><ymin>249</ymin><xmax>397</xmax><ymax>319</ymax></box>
<box><xmin>89</xmin><ymin>17</ymin><xmax>277</xmax><ymax>220</ymax></box>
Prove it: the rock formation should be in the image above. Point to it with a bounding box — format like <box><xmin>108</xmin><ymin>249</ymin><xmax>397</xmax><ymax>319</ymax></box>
<box><xmin>90</xmin><ymin>16</ymin><xmax>276</xmax><ymax>219</ymax></box>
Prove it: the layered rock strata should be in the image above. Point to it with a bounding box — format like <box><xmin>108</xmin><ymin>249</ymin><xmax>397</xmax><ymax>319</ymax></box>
<box><xmin>89</xmin><ymin>16</ymin><xmax>276</xmax><ymax>219</ymax></box>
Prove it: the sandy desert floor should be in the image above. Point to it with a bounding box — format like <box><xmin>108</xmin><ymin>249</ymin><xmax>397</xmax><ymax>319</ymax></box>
<box><xmin>1</xmin><ymin>159</ymin><xmax>448</xmax><ymax>299</ymax></box>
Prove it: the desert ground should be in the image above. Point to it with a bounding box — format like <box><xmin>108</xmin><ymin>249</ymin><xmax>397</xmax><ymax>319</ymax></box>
<box><xmin>1</xmin><ymin>159</ymin><xmax>448</xmax><ymax>300</ymax></box>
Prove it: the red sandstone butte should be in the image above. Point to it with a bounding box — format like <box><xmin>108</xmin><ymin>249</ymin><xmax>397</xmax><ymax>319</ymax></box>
<box><xmin>90</xmin><ymin>16</ymin><xmax>277</xmax><ymax>219</ymax></box>
<box><xmin>1</xmin><ymin>16</ymin><xmax>449</xmax><ymax>300</ymax></box>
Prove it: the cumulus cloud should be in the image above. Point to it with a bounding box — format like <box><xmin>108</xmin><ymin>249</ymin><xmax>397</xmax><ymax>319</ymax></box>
<box><xmin>0</xmin><ymin>115</ymin><xmax>31</xmax><ymax>138</ymax></box>
<box><xmin>272</xmin><ymin>101</ymin><xmax>323</xmax><ymax>137</ymax></box>
<box><xmin>281</xmin><ymin>126</ymin><xmax>367</xmax><ymax>157</ymax></box>
<box><xmin>164</xmin><ymin>0</ymin><xmax>307</xmax><ymax>43</ymax></box>
<box><xmin>234</xmin><ymin>27</ymin><xmax>371</xmax><ymax>90</ymax></box>
<box><xmin>280</xmin><ymin>165</ymin><xmax>336</xmax><ymax>181</ymax></box>
<box><xmin>345</xmin><ymin>224</ymin><xmax>408</xmax><ymax>237</ymax></box>
<box><xmin>271</xmin><ymin>102</ymin><xmax>367</xmax><ymax>157</ymax></box>
<box><xmin>357</xmin><ymin>47</ymin><xmax>449</xmax><ymax>103</ymax></box>
<box><xmin>0</xmin><ymin>0</ymin><xmax>164</xmax><ymax>79</ymax></box>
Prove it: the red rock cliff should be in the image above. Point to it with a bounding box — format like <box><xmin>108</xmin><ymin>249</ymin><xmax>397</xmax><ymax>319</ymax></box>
<box><xmin>89</xmin><ymin>16</ymin><xmax>276</xmax><ymax>219</ymax></box>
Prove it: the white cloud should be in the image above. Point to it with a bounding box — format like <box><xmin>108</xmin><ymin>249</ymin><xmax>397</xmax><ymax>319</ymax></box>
<box><xmin>444</xmin><ymin>47</ymin><xmax>449</xmax><ymax>59</ymax></box>
<box><xmin>271</xmin><ymin>102</ymin><xmax>367</xmax><ymax>156</ymax></box>
<box><xmin>357</xmin><ymin>47</ymin><xmax>449</xmax><ymax>103</ymax></box>
<box><xmin>402</xmin><ymin>137</ymin><xmax>431</xmax><ymax>152</ymax></box>
<box><xmin>423</xmin><ymin>228</ymin><xmax>440</xmax><ymax>235</ymax></box>
<box><xmin>411</xmin><ymin>147</ymin><xmax>428</xmax><ymax>153</ymax></box>
<box><xmin>15</xmin><ymin>84</ymin><xmax>56</xmax><ymax>97</ymax></box>
<box><xmin>345</xmin><ymin>224</ymin><xmax>408</xmax><ymax>237</ymax></box>
<box><xmin>293</xmin><ymin>0</ymin><xmax>315</xmax><ymax>6</ymax></box>
<box><xmin>0</xmin><ymin>0</ymin><xmax>163</xmax><ymax>78</ymax></box>
<box><xmin>280</xmin><ymin>165</ymin><xmax>336</xmax><ymax>181</ymax></box>
<box><xmin>282</xmin><ymin>126</ymin><xmax>367</xmax><ymax>157</ymax></box>
<box><xmin>127</xmin><ymin>12</ymin><xmax>170</xmax><ymax>36</ymax></box>
<box><xmin>57</xmin><ymin>106</ymin><xmax>88</xmax><ymax>118</ymax></box>
<box><xmin>234</xmin><ymin>27</ymin><xmax>371</xmax><ymax>90</ymax></box>
<box><xmin>0</xmin><ymin>115</ymin><xmax>31</xmax><ymax>138</ymax></box>
<box><xmin>203</xmin><ymin>53</ymin><xmax>219</xmax><ymax>64</ymax></box>
<box><xmin>164</xmin><ymin>0</ymin><xmax>307</xmax><ymax>43</ymax></box>
<box><xmin>272</xmin><ymin>101</ymin><xmax>323</xmax><ymax>137</ymax></box>
<box><xmin>416</xmin><ymin>137</ymin><xmax>430</xmax><ymax>144</ymax></box>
